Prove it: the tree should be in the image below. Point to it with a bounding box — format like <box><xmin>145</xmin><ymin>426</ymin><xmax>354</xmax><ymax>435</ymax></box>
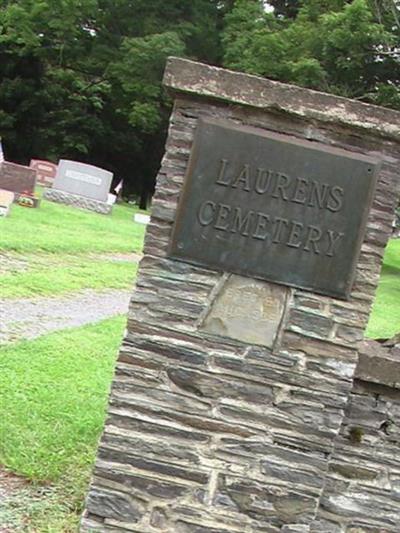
<box><xmin>0</xmin><ymin>0</ymin><xmax>235</xmax><ymax>205</ymax></box>
<box><xmin>268</xmin><ymin>0</ymin><xmax>302</xmax><ymax>18</ymax></box>
<box><xmin>223</xmin><ymin>0</ymin><xmax>400</xmax><ymax>108</ymax></box>
<box><xmin>3</xmin><ymin>0</ymin><xmax>398</xmax><ymax>207</ymax></box>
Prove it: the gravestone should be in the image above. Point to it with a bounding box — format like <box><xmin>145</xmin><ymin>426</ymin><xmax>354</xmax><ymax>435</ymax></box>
<box><xmin>30</xmin><ymin>159</ymin><xmax>57</xmax><ymax>187</ymax></box>
<box><xmin>81</xmin><ymin>59</ymin><xmax>400</xmax><ymax>532</ymax></box>
<box><xmin>134</xmin><ymin>213</ymin><xmax>150</xmax><ymax>225</ymax></box>
<box><xmin>43</xmin><ymin>160</ymin><xmax>113</xmax><ymax>214</ymax></box>
<box><xmin>0</xmin><ymin>189</ymin><xmax>15</xmax><ymax>217</ymax></box>
<box><xmin>0</xmin><ymin>162</ymin><xmax>37</xmax><ymax>198</ymax></box>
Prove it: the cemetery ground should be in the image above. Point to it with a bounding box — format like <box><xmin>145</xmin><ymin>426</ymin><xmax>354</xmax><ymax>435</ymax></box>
<box><xmin>0</xmin><ymin>193</ymin><xmax>399</xmax><ymax>532</ymax></box>
<box><xmin>0</xmin><ymin>193</ymin><xmax>145</xmax><ymax>531</ymax></box>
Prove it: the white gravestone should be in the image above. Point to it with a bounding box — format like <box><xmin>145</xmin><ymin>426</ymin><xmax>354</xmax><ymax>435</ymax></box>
<box><xmin>53</xmin><ymin>160</ymin><xmax>113</xmax><ymax>202</ymax></box>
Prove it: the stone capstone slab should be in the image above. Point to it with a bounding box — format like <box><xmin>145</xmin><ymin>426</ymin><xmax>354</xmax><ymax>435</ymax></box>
<box><xmin>164</xmin><ymin>57</ymin><xmax>400</xmax><ymax>141</ymax></box>
<box><xmin>355</xmin><ymin>339</ymin><xmax>400</xmax><ymax>389</ymax></box>
<box><xmin>43</xmin><ymin>188</ymin><xmax>112</xmax><ymax>215</ymax></box>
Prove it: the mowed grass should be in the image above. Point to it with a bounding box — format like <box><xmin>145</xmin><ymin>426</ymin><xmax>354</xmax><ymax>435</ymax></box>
<box><xmin>0</xmin><ymin>194</ymin><xmax>146</xmax><ymax>298</ymax></box>
<box><xmin>0</xmin><ymin>253</ymin><xmax>137</xmax><ymax>298</ymax></box>
<box><xmin>0</xmin><ymin>194</ymin><xmax>146</xmax><ymax>254</ymax></box>
<box><xmin>0</xmin><ymin>316</ymin><xmax>125</xmax><ymax>531</ymax></box>
<box><xmin>366</xmin><ymin>238</ymin><xmax>400</xmax><ymax>339</ymax></box>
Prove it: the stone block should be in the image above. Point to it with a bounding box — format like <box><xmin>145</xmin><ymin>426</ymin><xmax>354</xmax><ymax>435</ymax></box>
<box><xmin>355</xmin><ymin>340</ymin><xmax>400</xmax><ymax>388</ymax></box>
<box><xmin>43</xmin><ymin>188</ymin><xmax>112</xmax><ymax>214</ymax></box>
<box><xmin>201</xmin><ymin>275</ymin><xmax>288</xmax><ymax>347</ymax></box>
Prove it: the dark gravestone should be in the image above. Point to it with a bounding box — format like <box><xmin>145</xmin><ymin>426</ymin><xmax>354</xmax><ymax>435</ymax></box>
<box><xmin>0</xmin><ymin>162</ymin><xmax>37</xmax><ymax>197</ymax></box>
<box><xmin>169</xmin><ymin>119</ymin><xmax>379</xmax><ymax>299</ymax></box>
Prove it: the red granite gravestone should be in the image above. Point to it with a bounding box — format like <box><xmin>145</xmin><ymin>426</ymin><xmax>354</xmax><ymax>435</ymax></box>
<box><xmin>30</xmin><ymin>159</ymin><xmax>57</xmax><ymax>187</ymax></box>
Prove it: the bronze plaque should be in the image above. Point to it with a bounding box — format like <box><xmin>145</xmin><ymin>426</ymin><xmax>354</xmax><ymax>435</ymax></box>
<box><xmin>168</xmin><ymin>119</ymin><xmax>380</xmax><ymax>299</ymax></box>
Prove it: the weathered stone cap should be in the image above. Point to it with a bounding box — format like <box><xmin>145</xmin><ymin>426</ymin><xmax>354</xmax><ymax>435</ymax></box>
<box><xmin>356</xmin><ymin>339</ymin><xmax>400</xmax><ymax>389</ymax></box>
<box><xmin>163</xmin><ymin>57</ymin><xmax>400</xmax><ymax>141</ymax></box>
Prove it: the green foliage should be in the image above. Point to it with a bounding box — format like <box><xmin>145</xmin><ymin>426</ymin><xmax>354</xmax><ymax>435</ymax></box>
<box><xmin>111</xmin><ymin>31</ymin><xmax>185</xmax><ymax>133</ymax></box>
<box><xmin>0</xmin><ymin>0</ymin><xmax>233</xmax><ymax>202</ymax></box>
<box><xmin>223</xmin><ymin>0</ymin><xmax>400</xmax><ymax>106</ymax></box>
<box><xmin>317</xmin><ymin>0</ymin><xmax>394</xmax><ymax>96</ymax></box>
<box><xmin>0</xmin><ymin>193</ymin><xmax>145</xmax><ymax>254</ymax></box>
<box><xmin>268</xmin><ymin>0</ymin><xmax>302</xmax><ymax>19</ymax></box>
<box><xmin>223</xmin><ymin>0</ymin><xmax>287</xmax><ymax>77</ymax></box>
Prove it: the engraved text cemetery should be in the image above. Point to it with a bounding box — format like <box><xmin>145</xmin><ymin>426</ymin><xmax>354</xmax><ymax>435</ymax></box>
<box><xmin>170</xmin><ymin>119</ymin><xmax>378</xmax><ymax>299</ymax></box>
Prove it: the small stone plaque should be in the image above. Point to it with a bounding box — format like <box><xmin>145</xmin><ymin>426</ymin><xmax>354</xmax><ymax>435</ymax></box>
<box><xmin>169</xmin><ymin>119</ymin><xmax>380</xmax><ymax>299</ymax></box>
<box><xmin>202</xmin><ymin>276</ymin><xmax>288</xmax><ymax>347</ymax></box>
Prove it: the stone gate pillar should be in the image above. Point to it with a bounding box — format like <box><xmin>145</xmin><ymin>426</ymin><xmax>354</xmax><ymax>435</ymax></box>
<box><xmin>81</xmin><ymin>58</ymin><xmax>400</xmax><ymax>532</ymax></box>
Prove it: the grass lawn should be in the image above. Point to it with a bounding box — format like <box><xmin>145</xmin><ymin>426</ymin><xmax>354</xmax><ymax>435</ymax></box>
<box><xmin>0</xmin><ymin>316</ymin><xmax>125</xmax><ymax>532</ymax></box>
<box><xmin>0</xmin><ymin>192</ymin><xmax>145</xmax><ymax>254</ymax></box>
<box><xmin>0</xmin><ymin>194</ymin><xmax>145</xmax><ymax>298</ymax></box>
<box><xmin>366</xmin><ymin>238</ymin><xmax>400</xmax><ymax>339</ymax></box>
<box><xmin>0</xmin><ymin>253</ymin><xmax>138</xmax><ymax>298</ymax></box>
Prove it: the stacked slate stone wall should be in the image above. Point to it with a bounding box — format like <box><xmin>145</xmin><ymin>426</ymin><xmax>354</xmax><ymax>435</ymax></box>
<box><xmin>81</xmin><ymin>59</ymin><xmax>400</xmax><ymax>533</ymax></box>
<box><xmin>313</xmin><ymin>379</ymin><xmax>400</xmax><ymax>532</ymax></box>
<box><xmin>314</xmin><ymin>341</ymin><xmax>400</xmax><ymax>532</ymax></box>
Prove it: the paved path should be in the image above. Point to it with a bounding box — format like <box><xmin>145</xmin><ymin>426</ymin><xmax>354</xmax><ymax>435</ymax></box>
<box><xmin>0</xmin><ymin>289</ymin><xmax>131</xmax><ymax>344</ymax></box>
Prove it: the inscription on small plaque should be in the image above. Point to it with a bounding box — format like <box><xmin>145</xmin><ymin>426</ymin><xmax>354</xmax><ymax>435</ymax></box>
<box><xmin>202</xmin><ymin>276</ymin><xmax>287</xmax><ymax>347</ymax></box>
<box><xmin>169</xmin><ymin>119</ymin><xmax>379</xmax><ymax>298</ymax></box>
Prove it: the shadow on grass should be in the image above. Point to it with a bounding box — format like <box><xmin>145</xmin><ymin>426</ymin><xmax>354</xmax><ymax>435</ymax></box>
<box><xmin>381</xmin><ymin>263</ymin><xmax>400</xmax><ymax>276</ymax></box>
